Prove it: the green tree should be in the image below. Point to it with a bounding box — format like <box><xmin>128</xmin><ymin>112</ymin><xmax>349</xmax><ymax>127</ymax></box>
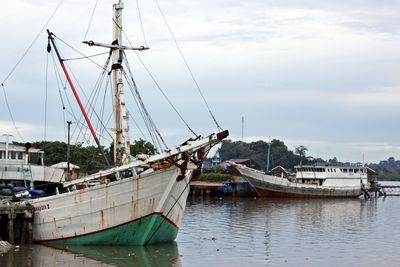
<box><xmin>218</xmin><ymin>139</ymin><xmax>310</xmax><ymax>171</ymax></box>
<box><xmin>130</xmin><ymin>139</ymin><xmax>156</xmax><ymax>156</ymax></box>
<box><xmin>295</xmin><ymin>145</ymin><xmax>308</xmax><ymax>157</ymax></box>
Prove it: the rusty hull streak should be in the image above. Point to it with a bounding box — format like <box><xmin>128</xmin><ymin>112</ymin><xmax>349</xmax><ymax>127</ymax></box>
<box><xmin>112</xmin><ymin>201</ymin><xmax>116</xmax><ymax>222</ymax></box>
<box><xmin>105</xmin><ymin>183</ymin><xmax>109</xmax><ymax>205</ymax></box>
<box><xmin>100</xmin><ymin>210</ymin><xmax>105</xmax><ymax>228</ymax></box>
<box><xmin>78</xmin><ymin>187</ymin><xmax>84</xmax><ymax>203</ymax></box>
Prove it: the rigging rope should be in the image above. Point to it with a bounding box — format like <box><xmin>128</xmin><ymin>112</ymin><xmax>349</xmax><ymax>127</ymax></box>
<box><xmin>64</xmin><ymin>52</ymin><xmax>109</xmax><ymax>61</ymax></box>
<box><xmin>49</xmin><ymin>35</ymin><xmax>114</xmax><ymax>145</ymax></box>
<box><xmin>66</xmin><ymin>57</ymin><xmax>114</xmax><ymax>145</ymax></box>
<box><xmin>1</xmin><ymin>0</ymin><xmax>64</xmax><ymax>86</ymax></box>
<box><xmin>1</xmin><ymin>84</ymin><xmax>24</xmax><ymax>141</ymax></box>
<box><xmin>44</xmin><ymin>51</ymin><xmax>49</xmax><ymax>141</ymax></box>
<box><xmin>153</xmin><ymin>0</ymin><xmax>223</xmax><ymax>131</ymax></box>
<box><xmin>83</xmin><ymin>0</ymin><xmax>99</xmax><ymax>41</ymax></box>
<box><xmin>133</xmin><ymin>50</ymin><xmax>198</xmax><ymax>138</ymax></box>
<box><xmin>123</xmin><ymin>71</ymin><xmax>164</xmax><ymax>152</ymax></box>
<box><xmin>135</xmin><ymin>0</ymin><xmax>148</xmax><ymax>46</ymax></box>
<box><xmin>127</xmin><ymin>111</ymin><xmax>147</xmax><ymax>140</ymax></box>
<box><xmin>50</xmin><ymin>51</ymin><xmax>69</xmax><ymax>141</ymax></box>
<box><xmin>0</xmin><ymin>0</ymin><xmax>65</xmax><ymax>142</ymax></box>
<box><xmin>54</xmin><ymin>36</ymin><xmax>107</xmax><ymax>71</ymax></box>
<box><xmin>123</xmin><ymin>53</ymin><xmax>172</xmax><ymax>150</ymax></box>
<box><xmin>117</xmin><ymin>20</ymin><xmax>198</xmax><ymax>138</ymax></box>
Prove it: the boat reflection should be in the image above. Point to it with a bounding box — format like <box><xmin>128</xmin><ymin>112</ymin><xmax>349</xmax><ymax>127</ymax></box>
<box><xmin>1</xmin><ymin>242</ymin><xmax>180</xmax><ymax>267</ymax></box>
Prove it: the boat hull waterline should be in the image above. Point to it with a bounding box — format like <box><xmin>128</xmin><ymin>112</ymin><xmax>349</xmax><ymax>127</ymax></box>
<box><xmin>31</xmin><ymin>167</ymin><xmax>190</xmax><ymax>245</ymax></box>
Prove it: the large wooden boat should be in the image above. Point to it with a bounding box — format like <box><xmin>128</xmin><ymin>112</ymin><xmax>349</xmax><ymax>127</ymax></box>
<box><xmin>230</xmin><ymin>162</ymin><xmax>368</xmax><ymax>198</ymax></box>
<box><xmin>2</xmin><ymin>0</ymin><xmax>228</xmax><ymax>245</ymax></box>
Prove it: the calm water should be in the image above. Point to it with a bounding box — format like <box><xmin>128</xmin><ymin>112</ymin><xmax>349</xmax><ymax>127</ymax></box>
<box><xmin>1</xmin><ymin>196</ymin><xmax>400</xmax><ymax>266</ymax></box>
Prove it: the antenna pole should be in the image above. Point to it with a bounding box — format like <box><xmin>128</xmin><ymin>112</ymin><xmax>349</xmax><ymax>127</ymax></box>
<box><xmin>67</xmin><ymin>121</ymin><xmax>72</xmax><ymax>181</ymax></box>
<box><xmin>241</xmin><ymin>116</ymin><xmax>244</xmax><ymax>141</ymax></box>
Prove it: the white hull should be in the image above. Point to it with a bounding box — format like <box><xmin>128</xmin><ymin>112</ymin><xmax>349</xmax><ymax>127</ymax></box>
<box><xmin>232</xmin><ymin>163</ymin><xmax>367</xmax><ymax>198</ymax></box>
<box><xmin>31</xmin><ymin>166</ymin><xmax>191</xmax><ymax>244</ymax></box>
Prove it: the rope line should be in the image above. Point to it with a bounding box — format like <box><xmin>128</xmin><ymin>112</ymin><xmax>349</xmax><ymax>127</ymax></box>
<box><xmin>0</xmin><ymin>0</ymin><xmax>64</xmax><ymax>142</ymax></box>
<box><xmin>116</xmin><ymin>18</ymin><xmax>198</xmax><ymax>138</ymax></box>
<box><xmin>44</xmin><ymin>51</ymin><xmax>49</xmax><ymax>141</ymax></box>
<box><xmin>1</xmin><ymin>0</ymin><xmax>64</xmax><ymax>86</ymax></box>
<box><xmin>54</xmin><ymin>36</ymin><xmax>107</xmax><ymax>70</ymax></box>
<box><xmin>135</xmin><ymin>0</ymin><xmax>148</xmax><ymax>46</ymax></box>
<box><xmin>1</xmin><ymin>84</ymin><xmax>24</xmax><ymax>141</ymax></box>
<box><xmin>64</xmin><ymin>52</ymin><xmax>109</xmax><ymax>61</ymax></box>
<box><xmin>83</xmin><ymin>0</ymin><xmax>99</xmax><ymax>41</ymax></box>
<box><xmin>153</xmin><ymin>0</ymin><xmax>223</xmax><ymax>131</ymax></box>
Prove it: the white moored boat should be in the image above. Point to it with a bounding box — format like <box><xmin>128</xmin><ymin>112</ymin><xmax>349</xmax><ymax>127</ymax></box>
<box><xmin>0</xmin><ymin>140</ymin><xmax>64</xmax><ymax>197</ymax></box>
<box><xmin>230</xmin><ymin>162</ymin><xmax>369</xmax><ymax>198</ymax></box>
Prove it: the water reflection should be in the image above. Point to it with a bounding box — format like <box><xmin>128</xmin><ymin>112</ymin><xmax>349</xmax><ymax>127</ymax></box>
<box><xmin>178</xmin><ymin>198</ymin><xmax>391</xmax><ymax>267</ymax></box>
<box><xmin>2</xmin><ymin>197</ymin><xmax>400</xmax><ymax>267</ymax></box>
<box><xmin>0</xmin><ymin>242</ymin><xmax>180</xmax><ymax>267</ymax></box>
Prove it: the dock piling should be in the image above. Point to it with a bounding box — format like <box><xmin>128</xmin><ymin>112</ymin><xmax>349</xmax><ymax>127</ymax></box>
<box><xmin>0</xmin><ymin>202</ymin><xmax>34</xmax><ymax>244</ymax></box>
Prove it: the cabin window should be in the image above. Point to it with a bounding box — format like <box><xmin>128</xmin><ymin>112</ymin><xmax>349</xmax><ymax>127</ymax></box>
<box><xmin>349</xmin><ymin>169</ymin><xmax>353</xmax><ymax>173</ymax></box>
<box><xmin>9</xmin><ymin>151</ymin><xmax>16</xmax><ymax>160</ymax></box>
<box><xmin>18</xmin><ymin>152</ymin><xmax>23</xmax><ymax>160</ymax></box>
<box><xmin>354</xmin><ymin>169</ymin><xmax>359</xmax><ymax>173</ymax></box>
<box><xmin>0</xmin><ymin>151</ymin><xmax>4</xmax><ymax>159</ymax></box>
<box><xmin>343</xmin><ymin>169</ymin><xmax>347</xmax><ymax>173</ymax></box>
<box><xmin>334</xmin><ymin>169</ymin><xmax>336</xmax><ymax>172</ymax></box>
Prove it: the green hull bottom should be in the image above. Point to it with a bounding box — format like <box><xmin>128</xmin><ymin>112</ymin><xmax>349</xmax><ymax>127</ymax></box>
<box><xmin>44</xmin><ymin>214</ymin><xmax>178</xmax><ymax>246</ymax></box>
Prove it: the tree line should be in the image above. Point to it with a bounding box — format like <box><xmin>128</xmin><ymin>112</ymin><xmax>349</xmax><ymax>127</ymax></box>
<box><xmin>217</xmin><ymin>139</ymin><xmax>317</xmax><ymax>171</ymax></box>
<box><xmin>15</xmin><ymin>138</ymin><xmax>400</xmax><ymax>180</ymax></box>
<box><xmin>18</xmin><ymin>139</ymin><xmax>156</xmax><ymax>174</ymax></box>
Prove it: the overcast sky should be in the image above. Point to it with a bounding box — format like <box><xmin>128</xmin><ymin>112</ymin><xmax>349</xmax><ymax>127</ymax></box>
<box><xmin>0</xmin><ymin>0</ymin><xmax>399</xmax><ymax>163</ymax></box>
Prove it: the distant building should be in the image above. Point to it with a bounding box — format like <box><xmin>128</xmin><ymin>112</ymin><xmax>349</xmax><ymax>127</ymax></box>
<box><xmin>202</xmin><ymin>152</ymin><xmax>222</xmax><ymax>171</ymax></box>
<box><xmin>269</xmin><ymin>166</ymin><xmax>288</xmax><ymax>178</ymax></box>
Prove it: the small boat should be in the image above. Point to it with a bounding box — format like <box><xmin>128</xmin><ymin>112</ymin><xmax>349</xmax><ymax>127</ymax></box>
<box><xmin>229</xmin><ymin>162</ymin><xmax>369</xmax><ymax>198</ymax></box>
<box><xmin>0</xmin><ymin>140</ymin><xmax>64</xmax><ymax>198</ymax></box>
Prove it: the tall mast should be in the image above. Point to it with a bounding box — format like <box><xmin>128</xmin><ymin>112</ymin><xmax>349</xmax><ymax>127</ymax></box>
<box><xmin>111</xmin><ymin>0</ymin><xmax>126</xmax><ymax>166</ymax></box>
<box><xmin>83</xmin><ymin>0</ymin><xmax>148</xmax><ymax>166</ymax></box>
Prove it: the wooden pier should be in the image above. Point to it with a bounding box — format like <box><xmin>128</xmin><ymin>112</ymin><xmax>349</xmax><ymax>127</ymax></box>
<box><xmin>189</xmin><ymin>181</ymin><xmax>255</xmax><ymax>198</ymax></box>
<box><xmin>190</xmin><ymin>181</ymin><xmax>222</xmax><ymax>198</ymax></box>
<box><xmin>381</xmin><ymin>185</ymin><xmax>400</xmax><ymax>196</ymax></box>
<box><xmin>0</xmin><ymin>202</ymin><xmax>34</xmax><ymax>244</ymax></box>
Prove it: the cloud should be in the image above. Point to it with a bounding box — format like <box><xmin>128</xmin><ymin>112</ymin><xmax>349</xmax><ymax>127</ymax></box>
<box><xmin>1</xmin><ymin>0</ymin><xmax>400</xmax><ymax>164</ymax></box>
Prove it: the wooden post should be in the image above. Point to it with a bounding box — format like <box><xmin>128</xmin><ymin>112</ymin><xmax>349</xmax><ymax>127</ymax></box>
<box><xmin>21</xmin><ymin>220</ymin><xmax>27</xmax><ymax>244</ymax></box>
<box><xmin>7</xmin><ymin>214</ymin><xmax>14</xmax><ymax>244</ymax></box>
<box><xmin>27</xmin><ymin>222</ymin><xmax>33</xmax><ymax>244</ymax></box>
